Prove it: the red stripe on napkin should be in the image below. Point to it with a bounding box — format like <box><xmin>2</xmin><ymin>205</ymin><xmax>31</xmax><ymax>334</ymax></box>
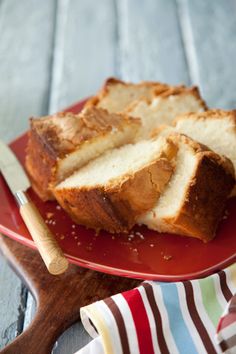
<box><xmin>122</xmin><ymin>289</ymin><xmax>154</xmax><ymax>354</ymax></box>
<box><xmin>217</xmin><ymin>313</ymin><xmax>236</xmax><ymax>332</ymax></box>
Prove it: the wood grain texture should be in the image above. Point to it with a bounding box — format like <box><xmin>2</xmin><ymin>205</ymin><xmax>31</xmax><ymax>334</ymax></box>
<box><xmin>178</xmin><ymin>0</ymin><xmax>236</xmax><ymax>108</ymax></box>
<box><xmin>19</xmin><ymin>200</ymin><xmax>68</xmax><ymax>275</ymax></box>
<box><xmin>116</xmin><ymin>0</ymin><xmax>189</xmax><ymax>84</ymax></box>
<box><xmin>23</xmin><ymin>292</ymin><xmax>36</xmax><ymax>331</ymax></box>
<box><xmin>52</xmin><ymin>323</ymin><xmax>91</xmax><ymax>354</ymax></box>
<box><xmin>49</xmin><ymin>0</ymin><xmax>117</xmax><ymax>113</ymax></box>
<box><xmin>0</xmin><ymin>257</ymin><xmax>27</xmax><ymax>349</ymax></box>
<box><xmin>0</xmin><ymin>0</ymin><xmax>56</xmax><ymax>350</ymax></box>
<box><xmin>0</xmin><ymin>0</ymin><xmax>57</xmax><ymax>142</ymax></box>
<box><xmin>0</xmin><ymin>235</ymin><xmax>140</xmax><ymax>354</ymax></box>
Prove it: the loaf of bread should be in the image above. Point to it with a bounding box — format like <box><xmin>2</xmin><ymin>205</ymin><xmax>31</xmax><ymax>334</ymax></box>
<box><xmin>126</xmin><ymin>86</ymin><xmax>207</xmax><ymax>139</ymax></box>
<box><xmin>139</xmin><ymin>134</ymin><xmax>235</xmax><ymax>242</ymax></box>
<box><xmin>26</xmin><ymin>77</ymin><xmax>234</xmax><ymax>242</ymax></box>
<box><xmin>85</xmin><ymin>77</ymin><xmax>169</xmax><ymax>113</ymax></box>
<box><xmin>174</xmin><ymin>110</ymin><xmax>236</xmax><ymax>195</ymax></box>
<box><xmin>54</xmin><ymin>137</ymin><xmax>177</xmax><ymax>233</ymax></box>
<box><xmin>26</xmin><ymin>107</ymin><xmax>141</xmax><ymax>201</ymax></box>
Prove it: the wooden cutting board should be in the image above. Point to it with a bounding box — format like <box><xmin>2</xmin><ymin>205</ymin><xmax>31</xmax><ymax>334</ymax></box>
<box><xmin>0</xmin><ymin>235</ymin><xmax>140</xmax><ymax>354</ymax></box>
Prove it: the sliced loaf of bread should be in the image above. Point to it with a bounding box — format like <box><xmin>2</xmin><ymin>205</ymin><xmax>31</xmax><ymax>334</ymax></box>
<box><xmin>26</xmin><ymin>107</ymin><xmax>140</xmax><ymax>201</ymax></box>
<box><xmin>54</xmin><ymin>137</ymin><xmax>177</xmax><ymax>233</ymax></box>
<box><xmin>85</xmin><ymin>77</ymin><xmax>169</xmax><ymax>113</ymax></box>
<box><xmin>139</xmin><ymin>134</ymin><xmax>235</xmax><ymax>242</ymax></box>
<box><xmin>126</xmin><ymin>86</ymin><xmax>207</xmax><ymax>139</ymax></box>
<box><xmin>174</xmin><ymin>110</ymin><xmax>236</xmax><ymax>195</ymax></box>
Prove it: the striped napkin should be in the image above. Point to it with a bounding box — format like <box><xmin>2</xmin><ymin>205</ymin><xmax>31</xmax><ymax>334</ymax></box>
<box><xmin>76</xmin><ymin>264</ymin><xmax>236</xmax><ymax>354</ymax></box>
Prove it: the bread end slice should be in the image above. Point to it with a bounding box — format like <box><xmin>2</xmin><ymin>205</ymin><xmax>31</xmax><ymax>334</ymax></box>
<box><xmin>85</xmin><ymin>77</ymin><xmax>171</xmax><ymax>113</ymax></box>
<box><xmin>26</xmin><ymin>107</ymin><xmax>140</xmax><ymax>201</ymax></box>
<box><xmin>54</xmin><ymin>137</ymin><xmax>177</xmax><ymax>233</ymax></box>
<box><xmin>174</xmin><ymin>109</ymin><xmax>236</xmax><ymax>196</ymax></box>
<box><xmin>139</xmin><ymin>134</ymin><xmax>235</xmax><ymax>242</ymax></box>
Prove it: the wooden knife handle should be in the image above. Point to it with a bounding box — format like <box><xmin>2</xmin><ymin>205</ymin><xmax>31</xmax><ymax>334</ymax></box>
<box><xmin>16</xmin><ymin>191</ymin><xmax>68</xmax><ymax>275</ymax></box>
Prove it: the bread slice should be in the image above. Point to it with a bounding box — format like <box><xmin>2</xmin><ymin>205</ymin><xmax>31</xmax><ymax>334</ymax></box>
<box><xmin>85</xmin><ymin>77</ymin><xmax>169</xmax><ymax>113</ymax></box>
<box><xmin>126</xmin><ymin>86</ymin><xmax>207</xmax><ymax>139</ymax></box>
<box><xmin>174</xmin><ymin>110</ymin><xmax>236</xmax><ymax>196</ymax></box>
<box><xmin>139</xmin><ymin>134</ymin><xmax>235</xmax><ymax>242</ymax></box>
<box><xmin>26</xmin><ymin>107</ymin><xmax>141</xmax><ymax>201</ymax></box>
<box><xmin>54</xmin><ymin>137</ymin><xmax>177</xmax><ymax>233</ymax></box>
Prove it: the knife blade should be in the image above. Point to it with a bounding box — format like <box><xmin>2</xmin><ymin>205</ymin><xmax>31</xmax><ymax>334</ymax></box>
<box><xmin>0</xmin><ymin>139</ymin><xmax>68</xmax><ymax>275</ymax></box>
<box><xmin>0</xmin><ymin>139</ymin><xmax>30</xmax><ymax>194</ymax></box>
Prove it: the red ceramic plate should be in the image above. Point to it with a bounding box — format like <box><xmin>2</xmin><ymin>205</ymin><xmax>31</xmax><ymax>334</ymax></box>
<box><xmin>0</xmin><ymin>99</ymin><xmax>235</xmax><ymax>281</ymax></box>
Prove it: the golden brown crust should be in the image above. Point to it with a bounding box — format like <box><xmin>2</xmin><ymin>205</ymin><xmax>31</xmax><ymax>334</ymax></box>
<box><xmin>101</xmin><ymin>77</ymin><xmax>169</xmax><ymax>92</ymax></box>
<box><xmin>156</xmin><ymin>86</ymin><xmax>207</xmax><ymax>110</ymax></box>
<box><xmin>26</xmin><ymin>107</ymin><xmax>140</xmax><ymax>201</ymax></box>
<box><xmin>173</xmin><ymin>110</ymin><xmax>236</xmax><ymax>197</ymax></box>
<box><xmin>25</xmin><ymin>130</ymin><xmax>57</xmax><ymax>200</ymax></box>
<box><xmin>54</xmin><ymin>140</ymin><xmax>177</xmax><ymax>233</ymax></box>
<box><xmin>85</xmin><ymin>77</ymin><xmax>207</xmax><ymax>113</ymax></box>
<box><xmin>127</xmin><ymin>86</ymin><xmax>207</xmax><ymax>110</ymax></box>
<box><xmin>29</xmin><ymin>108</ymin><xmax>139</xmax><ymax>159</ymax></box>
<box><xmin>150</xmin><ymin>125</ymin><xmax>173</xmax><ymax>138</ymax></box>
<box><xmin>162</xmin><ymin>134</ymin><xmax>235</xmax><ymax>242</ymax></box>
<box><xmin>103</xmin><ymin>77</ymin><xmax>167</xmax><ymax>88</ymax></box>
<box><xmin>85</xmin><ymin>77</ymin><xmax>170</xmax><ymax>110</ymax></box>
<box><xmin>173</xmin><ymin>109</ymin><xmax>236</xmax><ymax>125</ymax></box>
<box><xmin>170</xmin><ymin>133</ymin><xmax>235</xmax><ymax>178</ymax></box>
<box><xmin>54</xmin><ymin>160</ymin><xmax>174</xmax><ymax>233</ymax></box>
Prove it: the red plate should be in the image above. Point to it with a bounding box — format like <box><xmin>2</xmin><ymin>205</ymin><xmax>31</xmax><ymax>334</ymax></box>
<box><xmin>0</xmin><ymin>99</ymin><xmax>235</xmax><ymax>281</ymax></box>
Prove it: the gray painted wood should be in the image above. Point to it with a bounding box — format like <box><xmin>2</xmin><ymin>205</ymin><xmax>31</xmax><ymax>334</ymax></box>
<box><xmin>178</xmin><ymin>0</ymin><xmax>236</xmax><ymax>109</ymax></box>
<box><xmin>53</xmin><ymin>323</ymin><xmax>91</xmax><ymax>354</ymax></box>
<box><xmin>0</xmin><ymin>0</ymin><xmax>56</xmax><ymax>142</ymax></box>
<box><xmin>0</xmin><ymin>0</ymin><xmax>56</xmax><ymax>351</ymax></box>
<box><xmin>49</xmin><ymin>0</ymin><xmax>117</xmax><ymax>113</ymax></box>
<box><xmin>0</xmin><ymin>256</ymin><xmax>27</xmax><ymax>349</ymax></box>
<box><xmin>22</xmin><ymin>292</ymin><xmax>36</xmax><ymax>331</ymax></box>
<box><xmin>1</xmin><ymin>0</ymin><xmax>235</xmax><ymax>353</ymax></box>
<box><xmin>116</xmin><ymin>0</ymin><xmax>189</xmax><ymax>84</ymax></box>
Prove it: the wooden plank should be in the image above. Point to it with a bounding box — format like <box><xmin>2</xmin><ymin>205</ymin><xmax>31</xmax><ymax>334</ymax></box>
<box><xmin>49</xmin><ymin>0</ymin><xmax>117</xmax><ymax>113</ymax></box>
<box><xmin>177</xmin><ymin>0</ymin><xmax>236</xmax><ymax>108</ymax></box>
<box><xmin>53</xmin><ymin>323</ymin><xmax>91</xmax><ymax>354</ymax></box>
<box><xmin>116</xmin><ymin>0</ymin><xmax>189</xmax><ymax>84</ymax></box>
<box><xmin>0</xmin><ymin>0</ymin><xmax>57</xmax><ymax>142</ymax></box>
<box><xmin>0</xmin><ymin>255</ymin><xmax>27</xmax><ymax>349</ymax></box>
<box><xmin>23</xmin><ymin>293</ymin><xmax>36</xmax><ymax>331</ymax></box>
<box><xmin>0</xmin><ymin>0</ymin><xmax>57</xmax><ymax>350</ymax></box>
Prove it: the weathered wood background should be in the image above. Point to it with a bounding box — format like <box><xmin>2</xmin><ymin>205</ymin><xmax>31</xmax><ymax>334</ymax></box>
<box><xmin>0</xmin><ymin>0</ymin><xmax>236</xmax><ymax>353</ymax></box>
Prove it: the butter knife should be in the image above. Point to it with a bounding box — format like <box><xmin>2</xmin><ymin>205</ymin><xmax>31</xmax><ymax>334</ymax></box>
<box><xmin>0</xmin><ymin>139</ymin><xmax>68</xmax><ymax>275</ymax></box>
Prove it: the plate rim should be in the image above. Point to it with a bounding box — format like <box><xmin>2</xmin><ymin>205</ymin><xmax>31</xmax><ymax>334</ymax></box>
<box><xmin>1</xmin><ymin>214</ymin><xmax>235</xmax><ymax>282</ymax></box>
